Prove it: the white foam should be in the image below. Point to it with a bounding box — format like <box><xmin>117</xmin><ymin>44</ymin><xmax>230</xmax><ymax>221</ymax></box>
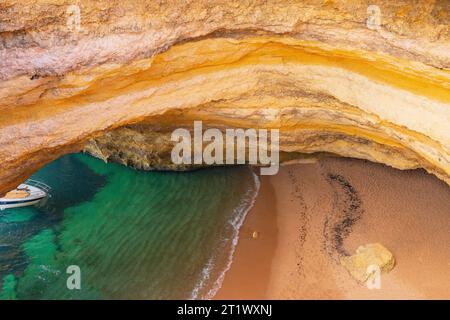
<box><xmin>190</xmin><ymin>169</ymin><xmax>261</xmax><ymax>300</ymax></box>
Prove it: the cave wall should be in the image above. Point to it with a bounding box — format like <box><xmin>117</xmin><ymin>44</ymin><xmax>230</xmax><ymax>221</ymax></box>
<box><xmin>0</xmin><ymin>0</ymin><xmax>449</xmax><ymax>194</ymax></box>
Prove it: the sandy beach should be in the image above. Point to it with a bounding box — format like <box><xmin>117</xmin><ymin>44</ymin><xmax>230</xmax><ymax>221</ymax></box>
<box><xmin>215</xmin><ymin>157</ymin><xmax>450</xmax><ymax>299</ymax></box>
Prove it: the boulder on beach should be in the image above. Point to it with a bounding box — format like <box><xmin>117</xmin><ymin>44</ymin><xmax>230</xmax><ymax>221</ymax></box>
<box><xmin>340</xmin><ymin>243</ymin><xmax>395</xmax><ymax>284</ymax></box>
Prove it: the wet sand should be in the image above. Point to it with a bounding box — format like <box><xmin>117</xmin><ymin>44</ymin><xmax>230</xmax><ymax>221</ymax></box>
<box><xmin>214</xmin><ymin>173</ymin><xmax>277</xmax><ymax>299</ymax></box>
<box><xmin>216</xmin><ymin>157</ymin><xmax>450</xmax><ymax>299</ymax></box>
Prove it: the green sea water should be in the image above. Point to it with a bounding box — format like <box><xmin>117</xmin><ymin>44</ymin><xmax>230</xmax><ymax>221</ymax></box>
<box><xmin>0</xmin><ymin>153</ymin><xmax>259</xmax><ymax>299</ymax></box>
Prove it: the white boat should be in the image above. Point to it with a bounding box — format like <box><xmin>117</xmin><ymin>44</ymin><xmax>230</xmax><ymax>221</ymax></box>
<box><xmin>0</xmin><ymin>179</ymin><xmax>51</xmax><ymax>211</ymax></box>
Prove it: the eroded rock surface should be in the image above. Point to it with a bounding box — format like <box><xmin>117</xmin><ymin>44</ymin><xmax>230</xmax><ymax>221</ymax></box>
<box><xmin>0</xmin><ymin>0</ymin><xmax>449</xmax><ymax>194</ymax></box>
<box><xmin>341</xmin><ymin>243</ymin><xmax>396</xmax><ymax>284</ymax></box>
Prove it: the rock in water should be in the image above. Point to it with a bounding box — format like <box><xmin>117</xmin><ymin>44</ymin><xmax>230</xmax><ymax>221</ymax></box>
<box><xmin>340</xmin><ymin>243</ymin><xmax>395</xmax><ymax>284</ymax></box>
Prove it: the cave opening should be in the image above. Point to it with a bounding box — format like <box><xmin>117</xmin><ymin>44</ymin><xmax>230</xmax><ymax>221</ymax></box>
<box><xmin>1</xmin><ymin>0</ymin><xmax>449</xmax><ymax>300</ymax></box>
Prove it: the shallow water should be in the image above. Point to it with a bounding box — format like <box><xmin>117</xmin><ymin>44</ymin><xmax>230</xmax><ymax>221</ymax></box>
<box><xmin>0</xmin><ymin>154</ymin><xmax>258</xmax><ymax>299</ymax></box>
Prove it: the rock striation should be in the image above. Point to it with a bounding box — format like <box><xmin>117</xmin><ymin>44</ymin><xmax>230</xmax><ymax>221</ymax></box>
<box><xmin>0</xmin><ymin>0</ymin><xmax>449</xmax><ymax>194</ymax></box>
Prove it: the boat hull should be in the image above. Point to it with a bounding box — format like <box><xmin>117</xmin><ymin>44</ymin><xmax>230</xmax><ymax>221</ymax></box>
<box><xmin>0</xmin><ymin>181</ymin><xmax>50</xmax><ymax>211</ymax></box>
<box><xmin>0</xmin><ymin>198</ymin><xmax>44</xmax><ymax>210</ymax></box>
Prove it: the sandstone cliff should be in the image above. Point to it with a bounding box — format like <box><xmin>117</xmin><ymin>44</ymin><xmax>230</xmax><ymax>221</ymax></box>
<box><xmin>0</xmin><ymin>0</ymin><xmax>449</xmax><ymax>194</ymax></box>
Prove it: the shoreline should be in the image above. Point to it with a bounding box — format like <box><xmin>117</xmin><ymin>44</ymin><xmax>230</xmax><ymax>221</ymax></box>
<box><xmin>213</xmin><ymin>173</ymin><xmax>277</xmax><ymax>299</ymax></box>
<box><xmin>215</xmin><ymin>158</ymin><xmax>450</xmax><ymax>299</ymax></box>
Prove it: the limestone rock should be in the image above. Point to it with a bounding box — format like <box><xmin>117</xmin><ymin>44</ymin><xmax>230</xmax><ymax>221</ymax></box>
<box><xmin>340</xmin><ymin>243</ymin><xmax>395</xmax><ymax>284</ymax></box>
<box><xmin>0</xmin><ymin>1</ymin><xmax>449</xmax><ymax>194</ymax></box>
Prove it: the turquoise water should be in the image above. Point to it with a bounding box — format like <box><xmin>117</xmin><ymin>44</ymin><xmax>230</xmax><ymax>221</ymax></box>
<box><xmin>0</xmin><ymin>154</ymin><xmax>258</xmax><ymax>299</ymax></box>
